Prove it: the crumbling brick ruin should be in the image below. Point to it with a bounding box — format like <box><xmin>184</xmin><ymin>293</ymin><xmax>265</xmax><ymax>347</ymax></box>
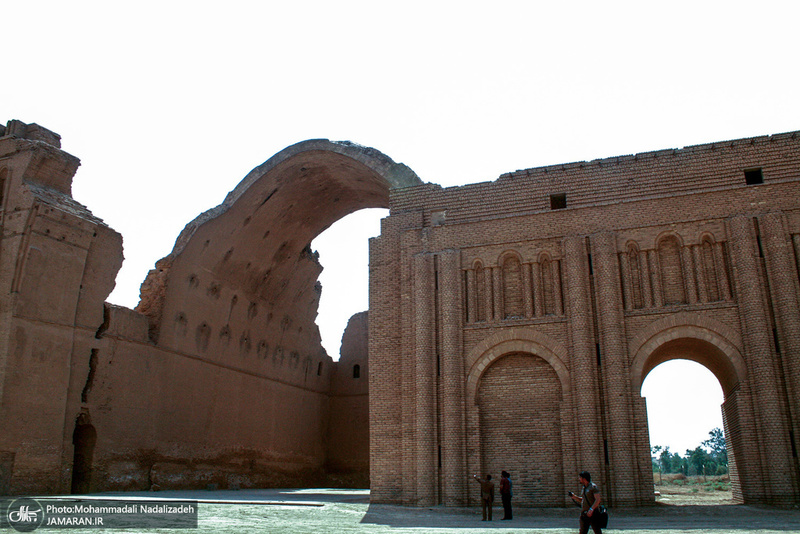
<box><xmin>0</xmin><ymin>119</ymin><xmax>798</xmax><ymax>507</ymax></box>
<box><xmin>0</xmin><ymin>121</ymin><xmax>416</xmax><ymax>495</ymax></box>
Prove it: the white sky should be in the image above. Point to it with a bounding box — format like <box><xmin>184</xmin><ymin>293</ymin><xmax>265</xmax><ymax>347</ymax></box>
<box><xmin>4</xmin><ymin>1</ymin><xmax>797</xmax><ymax>455</ymax></box>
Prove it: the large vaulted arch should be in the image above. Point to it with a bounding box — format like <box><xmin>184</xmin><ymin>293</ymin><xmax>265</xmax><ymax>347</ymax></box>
<box><xmin>137</xmin><ymin>140</ymin><xmax>421</xmax><ymax>350</ymax></box>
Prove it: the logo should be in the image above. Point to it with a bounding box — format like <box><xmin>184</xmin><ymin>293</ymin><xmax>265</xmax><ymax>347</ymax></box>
<box><xmin>6</xmin><ymin>498</ymin><xmax>44</xmax><ymax>532</ymax></box>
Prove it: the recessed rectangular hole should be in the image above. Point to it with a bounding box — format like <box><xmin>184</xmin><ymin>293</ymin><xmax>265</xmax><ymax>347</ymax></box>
<box><xmin>744</xmin><ymin>168</ymin><xmax>763</xmax><ymax>185</ymax></box>
<box><xmin>550</xmin><ymin>193</ymin><xmax>567</xmax><ymax>210</ymax></box>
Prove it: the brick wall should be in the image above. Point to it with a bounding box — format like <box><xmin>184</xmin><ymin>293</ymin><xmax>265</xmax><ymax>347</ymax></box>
<box><xmin>370</xmin><ymin>130</ymin><xmax>800</xmax><ymax>506</ymax></box>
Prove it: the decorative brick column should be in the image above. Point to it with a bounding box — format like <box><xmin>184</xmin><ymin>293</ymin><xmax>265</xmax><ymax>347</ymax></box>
<box><xmin>466</xmin><ymin>267</ymin><xmax>476</xmax><ymax>323</ymax></box>
<box><xmin>414</xmin><ymin>253</ymin><xmax>436</xmax><ymax>506</ymax></box>
<box><xmin>554</xmin><ymin>259</ymin><xmax>564</xmax><ymax>316</ymax></box>
<box><xmin>728</xmin><ymin>215</ymin><xmax>796</xmax><ymax>503</ymax></box>
<box><xmin>759</xmin><ymin>212</ymin><xmax>800</xmax><ymax>494</ymax></box>
<box><xmin>591</xmin><ymin>232</ymin><xmax>640</xmax><ymax>506</ymax></box>
<box><xmin>400</xmin><ymin>227</ymin><xmax>422</xmax><ymax>503</ymax></box>
<box><xmin>648</xmin><ymin>250</ymin><xmax>663</xmax><ymax>308</ymax></box>
<box><xmin>640</xmin><ymin>250</ymin><xmax>654</xmax><ymax>308</ymax></box>
<box><xmin>620</xmin><ymin>252</ymin><xmax>633</xmax><ymax>311</ymax></box>
<box><xmin>681</xmin><ymin>245</ymin><xmax>699</xmax><ymax>304</ymax></box>
<box><xmin>492</xmin><ymin>266</ymin><xmax>502</xmax><ymax>321</ymax></box>
<box><xmin>439</xmin><ymin>250</ymin><xmax>466</xmax><ymax>506</ymax></box>
<box><xmin>484</xmin><ymin>267</ymin><xmax>494</xmax><ymax>322</ymax></box>
<box><xmin>715</xmin><ymin>242</ymin><xmax>733</xmax><ymax>301</ymax></box>
<box><xmin>693</xmin><ymin>245</ymin><xmax>708</xmax><ymax>303</ymax></box>
<box><xmin>562</xmin><ymin>236</ymin><xmax>603</xmax><ymax>475</ymax></box>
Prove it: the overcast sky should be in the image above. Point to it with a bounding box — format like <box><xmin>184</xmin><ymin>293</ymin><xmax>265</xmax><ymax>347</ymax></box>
<box><xmin>5</xmin><ymin>1</ymin><xmax>798</xmax><ymax>455</ymax></box>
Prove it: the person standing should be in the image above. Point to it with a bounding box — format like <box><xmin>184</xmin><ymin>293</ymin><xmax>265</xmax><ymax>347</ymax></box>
<box><xmin>499</xmin><ymin>470</ymin><xmax>512</xmax><ymax>520</ymax></box>
<box><xmin>569</xmin><ymin>471</ymin><xmax>602</xmax><ymax>534</ymax></box>
<box><xmin>472</xmin><ymin>474</ymin><xmax>495</xmax><ymax>521</ymax></box>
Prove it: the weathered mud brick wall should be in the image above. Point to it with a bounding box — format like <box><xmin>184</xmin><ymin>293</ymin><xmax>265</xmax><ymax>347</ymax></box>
<box><xmin>1</xmin><ymin>118</ymin><xmax>798</xmax><ymax>507</ymax></box>
<box><xmin>0</xmin><ymin>122</ymin><xmax>418</xmax><ymax>494</ymax></box>
<box><xmin>369</xmin><ymin>131</ymin><xmax>800</xmax><ymax>507</ymax></box>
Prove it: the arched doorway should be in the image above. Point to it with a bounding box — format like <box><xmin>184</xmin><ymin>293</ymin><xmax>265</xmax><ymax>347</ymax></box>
<box><xmin>477</xmin><ymin>352</ymin><xmax>564</xmax><ymax>506</ymax></box>
<box><xmin>643</xmin><ymin>359</ymin><xmax>729</xmax><ymax>503</ymax></box>
<box><xmin>71</xmin><ymin>414</ymin><xmax>97</xmax><ymax>494</ymax></box>
<box><xmin>631</xmin><ymin>320</ymin><xmax>748</xmax><ymax>503</ymax></box>
<box><xmin>642</xmin><ymin>359</ymin><xmax>724</xmax><ymax>459</ymax></box>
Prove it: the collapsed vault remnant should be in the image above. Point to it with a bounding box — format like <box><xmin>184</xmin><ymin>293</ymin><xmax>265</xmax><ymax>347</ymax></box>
<box><xmin>0</xmin><ymin>123</ymin><xmax>419</xmax><ymax>494</ymax></box>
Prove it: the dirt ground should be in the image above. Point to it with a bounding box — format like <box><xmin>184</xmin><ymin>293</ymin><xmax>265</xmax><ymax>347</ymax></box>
<box><xmin>9</xmin><ymin>486</ymin><xmax>800</xmax><ymax>533</ymax></box>
<box><xmin>653</xmin><ymin>474</ymin><xmax>735</xmax><ymax>506</ymax></box>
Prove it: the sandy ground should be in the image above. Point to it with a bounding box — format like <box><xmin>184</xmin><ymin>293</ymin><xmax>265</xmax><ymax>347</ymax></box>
<box><xmin>9</xmin><ymin>488</ymin><xmax>800</xmax><ymax>534</ymax></box>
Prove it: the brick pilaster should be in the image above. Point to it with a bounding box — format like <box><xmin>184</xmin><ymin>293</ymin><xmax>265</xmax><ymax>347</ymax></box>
<box><xmin>562</xmin><ymin>236</ymin><xmax>603</xmax><ymax>475</ymax></box>
<box><xmin>439</xmin><ymin>250</ymin><xmax>466</xmax><ymax>506</ymax></box>
<box><xmin>591</xmin><ymin>232</ymin><xmax>639</xmax><ymax>506</ymax></box>
<box><xmin>728</xmin><ymin>215</ymin><xmax>796</xmax><ymax>503</ymax></box>
<box><xmin>414</xmin><ymin>253</ymin><xmax>437</xmax><ymax>506</ymax></box>
<box><xmin>759</xmin><ymin>212</ymin><xmax>800</xmax><ymax>494</ymax></box>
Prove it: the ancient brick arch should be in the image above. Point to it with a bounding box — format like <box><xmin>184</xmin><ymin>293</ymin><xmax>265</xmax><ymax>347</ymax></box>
<box><xmin>475</xmin><ymin>353</ymin><xmax>564</xmax><ymax>506</ymax></box>
<box><xmin>464</xmin><ymin>331</ymin><xmax>572</xmax><ymax>507</ymax></box>
<box><xmin>465</xmin><ymin>328</ymin><xmax>570</xmax><ymax>401</ymax></box>
<box><xmin>629</xmin><ymin>312</ymin><xmax>747</xmax><ymax>395</ymax></box>
<box><xmin>369</xmin><ymin>130</ymin><xmax>800</xmax><ymax>507</ymax></box>
<box><xmin>629</xmin><ymin>314</ymin><xmax>752</xmax><ymax>501</ymax></box>
<box><xmin>2</xmin><ymin>121</ymin><xmax>799</xmax><ymax>506</ymax></box>
<box><xmin>137</xmin><ymin>139</ymin><xmax>421</xmax><ymax>347</ymax></box>
<box><xmin>0</xmin><ymin>124</ymin><xmax>421</xmax><ymax>495</ymax></box>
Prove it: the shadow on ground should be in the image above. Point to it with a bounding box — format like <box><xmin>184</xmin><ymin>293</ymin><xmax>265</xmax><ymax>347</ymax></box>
<box><xmin>361</xmin><ymin>502</ymin><xmax>800</xmax><ymax>531</ymax></box>
<box><xmin>19</xmin><ymin>488</ymin><xmax>800</xmax><ymax>533</ymax></box>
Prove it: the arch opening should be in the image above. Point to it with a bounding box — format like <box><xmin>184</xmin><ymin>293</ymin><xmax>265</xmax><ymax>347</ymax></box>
<box><xmin>638</xmin><ymin>338</ymin><xmax>742</xmax><ymax>504</ymax></box>
<box><xmin>311</xmin><ymin>207</ymin><xmax>387</xmax><ymax>359</ymax></box>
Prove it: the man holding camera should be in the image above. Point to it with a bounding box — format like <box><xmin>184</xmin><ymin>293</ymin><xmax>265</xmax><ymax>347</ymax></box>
<box><xmin>472</xmin><ymin>474</ymin><xmax>495</xmax><ymax>521</ymax></box>
<box><xmin>569</xmin><ymin>471</ymin><xmax>603</xmax><ymax>534</ymax></box>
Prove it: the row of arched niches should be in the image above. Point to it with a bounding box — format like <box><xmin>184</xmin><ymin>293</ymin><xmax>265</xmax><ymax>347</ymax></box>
<box><xmin>462</xmin><ymin>232</ymin><xmax>733</xmax><ymax>324</ymax></box>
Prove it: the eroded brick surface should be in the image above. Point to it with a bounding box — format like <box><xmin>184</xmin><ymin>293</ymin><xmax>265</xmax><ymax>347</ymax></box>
<box><xmin>1</xmin><ymin>121</ymin><xmax>798</xmax><ymax>508</ymax></box>
<box><xmin>370</xmin><ymin>131</ymin><xmax>800</xmax><ymax>507</ymax></box>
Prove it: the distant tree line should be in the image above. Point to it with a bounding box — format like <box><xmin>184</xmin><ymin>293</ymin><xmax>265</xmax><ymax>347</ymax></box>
<box><xmin>652</xmin><ymin>428</ymin><xmax>728</xmax><ymax>476</ymax></box>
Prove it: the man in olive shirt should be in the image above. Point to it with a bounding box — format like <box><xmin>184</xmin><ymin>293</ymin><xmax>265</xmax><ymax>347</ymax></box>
<box><xmin>569</xmin><ymin>471</ymin><xmax>602</xmax><ymax>534</ymax></box>
<box><xmin>472</xmin><ymin>474</ymin><xmax>495</xmax><ymax>521</ymax></box>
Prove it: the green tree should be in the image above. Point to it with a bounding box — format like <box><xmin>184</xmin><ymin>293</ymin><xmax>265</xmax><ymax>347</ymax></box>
<box><xmin>651</xmin><ymin>445</ymin><xmax>662</xmax><ymax>475</ymax></box>
<box><xmin>671</xmin><ymin>452</ymin><xmax>687</xmax><ymax>475</ymax></box>
<box><xmin>703</xmin><ymin>427</ymin><xmax>728</xmax><ymax>468</ymax></box>
<box><xmin>687</xmin><ymin>447</ymin><xmax>714</xmax><ymax>477</ymax></box>
<box><xmin>659</xmin><ymin>446</ymin><xmax>673</xmax><ymax>474</ymax></box>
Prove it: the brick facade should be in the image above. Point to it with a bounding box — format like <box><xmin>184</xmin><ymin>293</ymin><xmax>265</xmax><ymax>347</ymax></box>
<box><xmin>369</xmin><ymin>131</ymin><xmax>800</xmax><ymax>506</ymax></box>
<box><xmin>1</xmin><ymin>118</ymin><xmax>798</xmax><ymax>507</ymax></box>
<box><xmin>0</xmin><ymin>123</ymin><xmax>402</xmax><ymax>495</ymax></box>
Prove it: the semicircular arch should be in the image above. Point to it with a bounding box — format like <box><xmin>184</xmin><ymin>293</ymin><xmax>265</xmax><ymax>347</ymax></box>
<box><xmin>465</xmin><ymin>328</ymin><xmax>569</xmax><ymax>404</ymax></box>
<box><xmin>630</xmin><ymin>312</ymin><xmax>747</xmax><ymax>396</ymax></box>
<box><xmin>140</xmin><ymin>139</ymin><xmax>422</xmax><ymax>346</ymax></box>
